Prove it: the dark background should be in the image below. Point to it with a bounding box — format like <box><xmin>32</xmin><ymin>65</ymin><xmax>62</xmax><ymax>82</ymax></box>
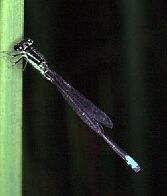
<box><xmin>23</xmin><ymin>0</ymin><xmax>167</xmax><ymax>195</ymax></box>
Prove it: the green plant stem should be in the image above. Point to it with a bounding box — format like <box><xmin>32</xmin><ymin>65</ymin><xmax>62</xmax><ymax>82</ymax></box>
<box><xmin>0</xmin><ymin>0</ymin><xmax>24</xmax><ymax>195</ymax></box>
<box><xmin>121</xmin><ymin>0</ymin><xmax>148</xmax><ymax>195</ymax></box>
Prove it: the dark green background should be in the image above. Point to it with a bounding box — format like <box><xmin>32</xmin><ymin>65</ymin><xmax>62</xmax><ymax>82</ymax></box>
<box><xmin>23</xmin><ymin>0</ymin><xmax>166</xmax><ymax>195</ymax></box>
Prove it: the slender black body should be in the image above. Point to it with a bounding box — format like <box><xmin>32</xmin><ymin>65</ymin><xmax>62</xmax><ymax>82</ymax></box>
<box><xmin>12</xmin><ymin>38</ymin><xmax>140</xmax><ymax>172</ymax></box>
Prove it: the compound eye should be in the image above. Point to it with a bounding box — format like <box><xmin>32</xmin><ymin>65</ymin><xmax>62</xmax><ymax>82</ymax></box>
<box><xmin>14</xmin><ymin>44</ymin><xmax>23</xmax><ymax>51</ymax></box>
<box><xmin>27</xmin><ymin>38</ymin><xmax>33</xmax><ymax>45</ymax></box>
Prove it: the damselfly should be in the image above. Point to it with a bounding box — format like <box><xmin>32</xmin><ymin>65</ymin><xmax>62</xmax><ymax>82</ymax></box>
<box><xmin>5</xmin><ymin>38</ymin><xmax>141</xmax><ymax>172</ymax></box>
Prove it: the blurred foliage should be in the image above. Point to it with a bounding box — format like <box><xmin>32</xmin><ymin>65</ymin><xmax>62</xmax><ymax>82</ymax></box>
<box><xmin>23</xmin><ymin>0</ymin><xmax>166</xmax><ymax>195</ymax></box>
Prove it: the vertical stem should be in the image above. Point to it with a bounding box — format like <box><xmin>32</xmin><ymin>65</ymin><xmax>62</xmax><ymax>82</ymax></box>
<box><xmin>66</xmin><ymin>105</ymin><xmax>84</xmax><ymax>196</ymax></box>
<box><xmin>121</xmin><ymin>0</ymin><xmax>149</xmax><ymax>195</ymax></box>
<box><xmin>0</xmin><ymin>0</ymin><xmax>24</xmax><ymax>196</ymax></box>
